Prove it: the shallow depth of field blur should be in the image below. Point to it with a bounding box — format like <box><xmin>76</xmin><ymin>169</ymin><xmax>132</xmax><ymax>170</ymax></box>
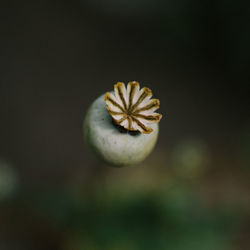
<box><xmin>0</xmin><ymin>0</ymin><xmax>250</xmax><ymax>250</ymax></box>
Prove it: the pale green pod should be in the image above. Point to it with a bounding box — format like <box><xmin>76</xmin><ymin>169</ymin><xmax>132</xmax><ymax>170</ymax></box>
<box><xmin>83</xmin><ymin>94</ymin><xmax>159</xmax><ymax>167</ymax></box>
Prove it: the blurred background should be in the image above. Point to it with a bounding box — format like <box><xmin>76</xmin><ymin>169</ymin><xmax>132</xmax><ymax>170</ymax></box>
<box><xmin>0</xmin><ymin>0</ymin><xmax>250</xmax><ymax>249</ymax></box>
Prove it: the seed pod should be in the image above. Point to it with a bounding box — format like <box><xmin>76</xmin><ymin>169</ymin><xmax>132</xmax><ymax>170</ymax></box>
<box><xmin>83</xmin><ymin>82</ymin><xmax>162</xmax><ymax>167</ymax></box>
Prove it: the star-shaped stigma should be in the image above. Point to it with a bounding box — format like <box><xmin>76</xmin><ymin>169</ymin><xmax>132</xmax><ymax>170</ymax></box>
<box><xmin>104</xmin><ymin>81</ymin><xmax>162</xmax><ymax>134</ymax></box>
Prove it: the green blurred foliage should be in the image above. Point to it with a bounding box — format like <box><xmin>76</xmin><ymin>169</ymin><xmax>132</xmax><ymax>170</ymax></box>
<box><xmin>25</xmin><ymin>176</ymin><xmax>244</xmax><ymax>250</ymax></box>
<box><xmin>171</xmin><ymin>138</ymin><xmax>209</xmax><ymax>179</ymax></box>
<box><xmin>0</xmin><ymin>159</ymin><xmax>18</xmax><ymax>200</ymax></box>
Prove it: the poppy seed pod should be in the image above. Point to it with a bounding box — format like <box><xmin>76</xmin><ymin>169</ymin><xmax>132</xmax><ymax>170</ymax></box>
<box><xmin>83</xmin><ymin>82</ymin><xmax>162</xmax><ymax>167</ymax></box>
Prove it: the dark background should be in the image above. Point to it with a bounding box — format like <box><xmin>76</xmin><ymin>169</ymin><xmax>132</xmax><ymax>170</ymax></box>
<box><xmin>0</xmin><ymin>0</ymin><xmax>250</xmax><ymax>249</ymax></box>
